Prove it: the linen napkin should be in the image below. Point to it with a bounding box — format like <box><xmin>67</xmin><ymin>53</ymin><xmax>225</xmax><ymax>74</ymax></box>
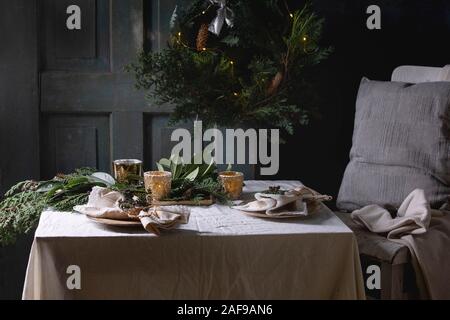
<box><xmin>233</xmin><ymin>187</ymin><xmax>331</xmax><ymax>217</ymax></box>
<box><xmin>351</xmin><ymin>189</ymin><xmax>450</xmax><ymax>299</ymax></box>
<box><xmin>136</xmin><ymin>206</ymin><xmax>190</xmax><ymax>235</ymax></box>
<box><xmin>74</xmin><ymin>186</ymin><xmax>190</xmax><ymax>235</ymax></box>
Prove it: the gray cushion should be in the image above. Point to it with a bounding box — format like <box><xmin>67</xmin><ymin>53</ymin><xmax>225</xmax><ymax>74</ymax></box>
<box><xmin>335</xmin><ymin>212</ymin><xmax>410</xmax><ymax>265</ymax></box>
<box><xmin>337</xmin><ymin>78</ymin><xmax>450</xmax><ymax>211</ymax></box>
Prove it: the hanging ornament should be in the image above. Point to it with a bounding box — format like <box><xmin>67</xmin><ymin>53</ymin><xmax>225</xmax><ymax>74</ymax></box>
<box><xmin>267</xmin><ymin>71</ymin><xmax>284</xmax><ymax>96</ymax></box>
<box><xmin>208</xmin><ymin>0</ymin><xmax>235</xmax><ymax>36</ymax></box>
<box><xmin>196</xmin><ymin>23</ymin><xmax>210</xmax><ymax>51</ymax></box>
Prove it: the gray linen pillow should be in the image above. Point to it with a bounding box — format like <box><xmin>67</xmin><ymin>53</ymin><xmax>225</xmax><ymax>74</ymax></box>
<box><xmin>337</xmin><ymin>78</ymin><xmax>450</xmax><ymax>211</ymax></box>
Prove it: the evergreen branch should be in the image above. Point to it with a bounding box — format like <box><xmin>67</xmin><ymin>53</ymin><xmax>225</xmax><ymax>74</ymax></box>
<box><xmin>126</xmin><ymin>1</ymin><xmax>331</xmax><ymax>136</ymax></box>
<box><xmin>0</xmin><ymin>168</ymin><xmax>103</xmax><ymax>247</ymax></box>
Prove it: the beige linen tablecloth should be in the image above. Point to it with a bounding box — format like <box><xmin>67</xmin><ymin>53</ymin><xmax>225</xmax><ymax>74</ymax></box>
<box><xmin>22</xmin><ymin>181</ymin><xmax>365</xmax><ymax>300</ymax></box>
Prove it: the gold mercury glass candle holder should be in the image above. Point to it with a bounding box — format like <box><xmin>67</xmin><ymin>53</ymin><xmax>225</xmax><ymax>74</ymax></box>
<box><xmin>219</xmin><ymin>171</ymin><xmax>244</xmax><ymax>200</ymax></box>
<box><xmin>144</xmin><ymin>171</ymin><xmax>172</xmax><ymax>202</ymax></box>
<box><xmin>112</xmin><ymin>159</ymin><xmax>143</xmax><ymax>184</ymax></box>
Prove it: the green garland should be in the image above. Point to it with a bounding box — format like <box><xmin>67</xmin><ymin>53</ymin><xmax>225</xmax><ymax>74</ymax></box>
<box><xmin>127</xmin><ymin>0</ymin><xmax>331</xmax><ymax>136</ymax></box>
<box><xmin>0</xmin><ymin>162</ymin><xmax>229</xmax><ymax>246</ymax></box>
<box><xmin>0</xmin><ymin>168</ymin><xmax>103</xmax><ymax>246</ymax></box>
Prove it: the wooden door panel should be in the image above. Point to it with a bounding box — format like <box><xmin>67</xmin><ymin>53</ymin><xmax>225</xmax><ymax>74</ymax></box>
<box><xmin>37</xmin><ymin>1</ymin><xmax>255</xmax><ymax>179</ymax></box>
<box><xmin>41</xmin><ymin>114</ymin><xmax>110</xmax><ymax>178</ymax></box>
<box><xmin>144</xmin><ymin>115</ymin><xmax>193</xmax><ymax>171</ymax></box>
<box><xmin>39</xmin><ymin>0</ymin><xmax>147</xmax><ymax>177</ymax></box>
<box><xmin>53</xmin><ymin>0</ymin><xmax>97</xmax><ymax>59</ymax></box>
<box><xmin>40</xmin><ymin>0</ymin><xmax>110</xmax><ymax>71</ymax></box>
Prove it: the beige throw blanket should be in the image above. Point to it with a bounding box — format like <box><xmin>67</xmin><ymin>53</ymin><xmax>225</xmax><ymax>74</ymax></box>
<box><xmin>74</xmin><ymin>187</ymin><xmax>190</xmax><ymax>235</ymax></box>
<box><xmin>351</xmin><ymin>189</ymin><xmax>450</xmax><ymax>299</ymax></box>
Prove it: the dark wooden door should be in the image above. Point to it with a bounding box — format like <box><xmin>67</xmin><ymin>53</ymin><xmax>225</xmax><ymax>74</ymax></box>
<box><xmin>1</xmin><ymin>0</ymin><xmax>253</xmax><ymax>191</ymax></box>
<box><xmin>38</xmin><ymin>0</ymin><xmax>190</xmax><ymax>179</ymax></box>
<box><xmin>40</xmin><ymin>0</ymin><xmax>142</xmax><ymax>178</ymax></box>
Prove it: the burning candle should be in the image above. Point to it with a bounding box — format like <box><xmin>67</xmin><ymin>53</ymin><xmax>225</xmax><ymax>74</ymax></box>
<box><xmin>112</xmin><ymin>159</ymin><xmax>143</xmax><ymax>184</ymax></box>
<box><xmin>144</xmin><ymin>171</ymin><xmax>172</xmax><ymax>201</ymax></box>
<box><xmin>219</xmin><ymin>171</ymin><xmax>244</xmax><ymax>200</ymax></box>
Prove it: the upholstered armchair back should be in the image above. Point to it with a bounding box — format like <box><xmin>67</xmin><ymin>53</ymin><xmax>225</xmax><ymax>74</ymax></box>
<box><xmin>392</xmin><ymin>65</ymin><xmax>450</xmax><ymax>83</ymax></box>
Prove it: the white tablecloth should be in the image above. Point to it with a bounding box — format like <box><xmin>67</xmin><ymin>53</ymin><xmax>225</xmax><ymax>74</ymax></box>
<box><xmin>22</xmin><ymin>181</ymin><xmax>365</xmax><ymax>300</ymax></box>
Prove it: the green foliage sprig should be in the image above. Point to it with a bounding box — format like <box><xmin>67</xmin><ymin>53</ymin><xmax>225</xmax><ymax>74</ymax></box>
<box><xmin>0</xmin><ymin>168</ymin><xmax>108</xmax><ymax>246</ymax></box>
<box><xmin>0</xmin><ymin>160</ymin><xmax>230</xmax><ymax>246</ymax></box>
<box><xmin>156</xmin><ymin>156</ymin><xmax>229</xmax><ymax>203</ymax></box>
<box><xmin>127</xmin><ymin>0</ymin><xmax>331</xmax><ymax>136</ymax></box>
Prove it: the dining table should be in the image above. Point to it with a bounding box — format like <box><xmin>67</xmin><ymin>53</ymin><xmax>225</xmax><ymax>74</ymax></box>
<box><xmin>22</xmin><ymin>180</ymin><xmax>365</xmax><ymax>300</ymax></box>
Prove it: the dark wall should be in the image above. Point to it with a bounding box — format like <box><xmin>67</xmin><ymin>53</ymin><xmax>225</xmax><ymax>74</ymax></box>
<box><xmin>0</xmin><ymin>0</ymin><xmax>40</xmax><ymax>194</ymax></box>
<box><xmin>276</xmin><ymin>0</ymin><xmax>450</xmax><ymax>204</ymax></box>
<box><xmin>0</xmin><ymin>0</ymin><xmax>39</xmax><ymax>299</ymax></box>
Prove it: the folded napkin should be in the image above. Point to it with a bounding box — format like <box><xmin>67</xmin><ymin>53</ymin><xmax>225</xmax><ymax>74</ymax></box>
<box><xmin>351</xmin><ymin>189</ymin><xmax>450</xmax><ymax>299</ymax></box>
<box><xmin>74</xmin><ymin>187</ymin><xmax>190</xmax><ymax>235</ymax></box>
<box><xmin>233</xmin><ymin>187</ymin><xmax>331</xmax><ymax>217</ymax></box>
<box><xmin>136</xmin><ymin>206</ymin><xmax>190</xmax><ymax>236</ymax></box>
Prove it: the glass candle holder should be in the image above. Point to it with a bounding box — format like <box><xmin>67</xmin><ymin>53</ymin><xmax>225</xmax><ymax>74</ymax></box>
<box><xmin>219</xmin><ymin>171</ymin><xmax>244</xmax><ymax>200</ymax></box>
<box><xmin>144</xmin><ymin>171</ymin><xmax>172</xmax><ymax>202</ymax></box>
<box><xmin>112</xmin><ymin>159</ymin><xmax>143</xmax><ymax>184</ymax></box>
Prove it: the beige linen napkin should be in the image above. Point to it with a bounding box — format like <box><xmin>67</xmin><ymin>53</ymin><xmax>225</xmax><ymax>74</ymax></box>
<box><xmin>137</xmin><ymin>206</ymin><xmax>190</xmax><ymax>235</ymax></box>
<box><xmin>74</xmin><ymin>186</ymin><xmax>190</xmax><ymax>235</ymax></box>
<box><xmin>233</xmin><ymin>187</ymin><xmax>331</xmax><ymax>217</ymax></box>
<box><xmin>351</xmin><ymin>189</ymin><xmax>450</xmax><ymax>299</ymax></box>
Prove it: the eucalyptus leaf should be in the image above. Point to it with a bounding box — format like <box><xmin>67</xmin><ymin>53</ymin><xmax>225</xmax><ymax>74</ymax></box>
<box><xmin>36</xmin><ymin>181</ymin><xmax>63</xmax><ymax>193</ymax></box>
<box><xmin>172</xmin><ymin>154</ymin><xmax>182</xmax><ymax>165</ymax></box>
<box><xmin>157</xmin><ymin>162</ymin><xmax>165</xmax><ymax>172</ymax></box>
<box><xmin>159</xmin><ymin>158</ymin><xmax>172</xmax><ymax>168</ymax></box>
<box><xmin>202</xmin><ymin>158</ymin><xmax>215</xmax><ymax>176</ymax></box>
<box><xmin>171</xmin><ymin>161</ymin><xmax>179</xmax><ymax>179</ymax></box>
<box><xmin>185</xmin><ymin>167</ymin><xmax>199</xmax><ymax>181</ymax></box>
<box><xmin>181</xmin><ymin>163</ymin><xmax>198</xmax><ymax>178</ymax></box>
<box><xmin>91</xmin><ymin>172</ymin><xmax>116</xmax><ymax>186</ymax></box>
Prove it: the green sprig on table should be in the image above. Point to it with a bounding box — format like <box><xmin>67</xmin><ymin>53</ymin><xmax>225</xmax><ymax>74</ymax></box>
<box><xmin>0</xmin><ymin>160</ymin><xmax>230</xmax><ymax>246</ymax></box>
<box><xmin>156</xmin><ymin>156</ymin><xmax>229</xmax><ymax>203</ymax></box>
<box><xmin>0</xmin><ymin>168</ymin><xmax>110</xmax><ymax>246</ymax></box>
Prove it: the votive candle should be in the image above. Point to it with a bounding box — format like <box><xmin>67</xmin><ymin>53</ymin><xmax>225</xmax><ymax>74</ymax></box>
<box><xmin>112</xmin><ymin>159</ymin><xmax>143</xmax><ymax>184</ymax></box>
<box><xmin>144</xmin><ymin>171</ymin><xmax>172</xmax><ymax>201</ymax></box>
<box><xmin>219</xmin><ymin>171</ymin><xmax>244</xmax><ymax>200</ymax></box>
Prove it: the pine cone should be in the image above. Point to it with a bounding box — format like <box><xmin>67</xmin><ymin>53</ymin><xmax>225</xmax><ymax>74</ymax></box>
<box><xmin>267</xmin><ymin>71</ymin><xmax>284</xmax><ymax>96</ymax></box>
<box><xmin>196</xmin><ymin>23</ymin><xmax>209</xmax><ymax>51</ymax></box>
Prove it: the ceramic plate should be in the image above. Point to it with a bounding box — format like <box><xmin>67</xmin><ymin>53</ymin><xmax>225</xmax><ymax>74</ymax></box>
<box><xmin>238</xmin><ymin>201</ymin><xmax>322</xmax><ymax>219</ymax></box>
<box><xmin>86</xmin><ymin>216</ymin><xmax>142</xmax><ymax>227</ymax></box>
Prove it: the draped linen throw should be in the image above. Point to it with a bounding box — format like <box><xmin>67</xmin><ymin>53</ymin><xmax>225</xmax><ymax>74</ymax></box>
<box><xmin>74</xmin><ymin>187</ymin><xmax>190</xmax><ymax>235</ymax></box>
<box><xmin>351</xmin><ymin>189</ymin><xmax>450</xmax><ymax>299</ymax></box>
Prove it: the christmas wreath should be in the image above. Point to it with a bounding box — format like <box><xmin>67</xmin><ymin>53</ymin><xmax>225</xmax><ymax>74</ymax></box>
<box><xmin>127</xmin><ymin>0</ymin><xmax>331</xmax><ymax>135</ymax></box>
